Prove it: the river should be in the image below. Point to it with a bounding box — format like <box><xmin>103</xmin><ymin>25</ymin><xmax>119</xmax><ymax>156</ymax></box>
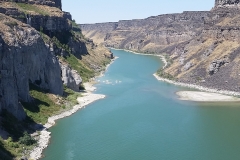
<box><xmin>42</xmin><ymin>49</ymin><xmax>240</xmax><ymax>160</ymax></box>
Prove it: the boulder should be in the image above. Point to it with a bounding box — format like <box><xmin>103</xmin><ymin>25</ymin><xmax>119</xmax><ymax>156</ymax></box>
<box><xmin>183</xmin><ymin>62</ymin><xmax>194</xmax><ymax>71</ymax></box>
<box><xmin>60</xmin><ymin>63</ymin><xmax>82</xmax><ymax>91</ymax></box>
<box><xmin>208</xmin><ymin>58</ymin><xmax>227</xmax><ymax>75</ymax></box>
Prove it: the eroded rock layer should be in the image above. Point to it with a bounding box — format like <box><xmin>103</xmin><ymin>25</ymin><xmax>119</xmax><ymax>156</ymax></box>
<box><xmin>0</xmin><ymin>0</ymin><xmax>62</xmax><ymax>9</ymax></box>
<box><xmin>215</xmin><ymin>0</ymin><xmax>240</xmax><ymax>8</ymax></box>
<box><xmin>0</xmin><ymin>0</ymin><xmax>113</xmax><ymax>121</ymax></box>
<box><xmin>80</xmin><ymin>1</ymin><xmax>240</xmax><ymax>93</ymax></box>
<box><xmin>0</xmin><ymin>14</ymin><xmax>63</xmax><ymax>120</ymax></box>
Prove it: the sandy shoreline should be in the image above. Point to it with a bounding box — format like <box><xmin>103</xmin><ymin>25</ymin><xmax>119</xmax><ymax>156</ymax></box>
<box><xmin>111</xmin><ymin>48</ymin><xmax>240</xmax><ymax>98</ymax></box>
<box><xmin>29</xmin><ymin>83</ymin><xmax>105</xmax><ymax>160</ymax></box>
<box><xmin>153</xmin><ymin>74</ymin><xmax>240</xmax><ymax>97</ymax></box>
<box><xmin>146</xmin><ymin>49</ymin><xmax>240</xmax><ymax>98</ymax></box>
<box><xmin>176</xmin><ymin>91</ymin><xmax>240</xmax><ymax>102</ymax></box>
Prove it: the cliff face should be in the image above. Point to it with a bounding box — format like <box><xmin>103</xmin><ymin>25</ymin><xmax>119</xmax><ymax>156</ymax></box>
<box><xmin>0</xmin><ymin>2</ymin><xmax>71</xmax><ymax>34</ymax></box>
<box><xmin>81</xmin><ymin>11</ymin><xmax>216</xmax><ymax>53</ymax></box>
<box><xmin>0</xmin><ymin>0</ymin><xmax>112</xmax><ymax>122</ymax></box>
<box><xmin>0</xmin><ymin>14</ymin><xmax>63</xmax><ymax>120</ymax></box>
<box><xmin>0</xmin><ymin>0</ymin><xmax>62</xmax><ymax>9</ymax></box>
<box><xmin>215</xmin><ymin>0</ymin><xmax>240</xmax><ymax>8</ymax></box>
<box><xmin>164</xmin><ymin>8</ymin><xmax>240</xmax><ymax>92</ymax></box>
<box><xmin>80</xmin><ymin>0</ymin><xmax>240</xmax><ymax>93</ymax></box>
<box><xmin>0</xmin><ymin>0</ymin><xmax>113</xmax><ymax>158</ymax></box>
<box><xmin>0</xmin><ymin>1</ymin><xmax>69</xmax><ymax>121</ymax></box>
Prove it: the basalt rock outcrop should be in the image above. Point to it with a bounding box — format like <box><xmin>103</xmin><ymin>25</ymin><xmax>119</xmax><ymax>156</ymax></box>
<box><xmin>81</xmin><ymin>0</ymin><xmax>240</xmax><ymax>93</ymax></box>
<box><xmin>81</xmin><ymin>10</ymin><xmax>233</xmax><ymax>53</ymax></box>
<box><xmin>0</xmin><ymin>14</ymin><xmax>63</xmax><ymax>120</ymax></box>
<box><xmin>0</xmin><ymin>0</ymin><xmax>113</xmax><ymax>159</ymax></box>
<box><xmin>215</xmin><ymin>0</ymin><xmax>240</xmax><ymax>8</ymax></box>
<box><xmin>60</xmin><ymin>63</ymin><xmax>82</xmax><ymax>91</ymax></box>
<box><xmin>0</xmin><ymin>0</ymin><xmax>62</xmax><ymax>9</ymax></box>
<box><xmin>0</xmin><ymin>1</ymin><xmax>71</xmax><ymax>35</ymax></box>
<box><xmin>0</xmin><ymin>0</ymin><xmax>112</xmax><ymax>122</ymax></box>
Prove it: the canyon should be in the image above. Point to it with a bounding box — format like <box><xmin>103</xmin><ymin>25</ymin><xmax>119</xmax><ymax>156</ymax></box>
<box><xmin>1</xmin><ymin>0</ymin><xmax>240</xmax><ymax>159</ymax></box>
<box><xmin>81</xmin><ymin>0</ymin><xmax>240</xmax><ymax>93</ymax></box>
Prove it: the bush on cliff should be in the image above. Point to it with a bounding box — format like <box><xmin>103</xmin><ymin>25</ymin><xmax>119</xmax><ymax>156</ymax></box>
<box><xmin>157</xmin><ymin>69</ymin><xmax>175</xmax><ymax>80</ymax></box>
<box><xmin>19</xmin><ymin>132</ymin><xmax>36</xmax><ymax>146</ymax></box>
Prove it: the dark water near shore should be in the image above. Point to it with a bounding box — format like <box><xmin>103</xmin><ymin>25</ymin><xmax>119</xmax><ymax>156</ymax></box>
<box><xmin>42</xmin><ymin>49</ymin><xmax>240</xmax><ymax>160</ymax></box>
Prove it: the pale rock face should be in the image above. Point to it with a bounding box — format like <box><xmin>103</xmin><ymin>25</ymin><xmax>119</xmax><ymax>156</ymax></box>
<box><xmin>0</xmin><ymin>24</ymin><xmax>63</xmax><ymax>120</ymax></box>
<box><xmin>60</xmin><ymin>63</ymin><xmax>82</xmax><ymax>91</ymax></box>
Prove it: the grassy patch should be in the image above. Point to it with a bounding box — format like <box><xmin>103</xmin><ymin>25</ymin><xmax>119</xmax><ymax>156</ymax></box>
<box><xmin>22</xmin><ymin>84</ymin><xmax>62</xmax><ymax>124</ymax></box>
<box><xmin>22</xmin><ymin>83</ymin><xmax>83</xmax><ymax>124</ymax></box>
<box><xmin>4</xmin><ymin>21</ymin><xmax>18</xmax><ymax>28</ymax></box>
<box><xmin>70</xmin><ymin>21</ymin><xmax>86</xmax><ymax>40</ymax></box>
<box><xmin>0</xmin><ymin>139</ymin><xmax>15</xmax><ymax>160</ymax></box>
<box><xmin>1</xmin><ymin>83</ymin><xmax>82</xmax><ymax>158</ymax></box>
<box><xmin>102</xmin><ymin>58</ymin><xmax>111</xmax><ymax>67</ymax></box>
<box><xmin>40</xmin><ymin>27</ymin><xmax>50</xmax><ymax>43</ymax></box>
<box><xmin>164</xmin><ymin>54</ymin><xmax>173</xmax><ymax>68</ymax></box>
<box><xmin>0</xmin><ymin>138</ymin><xmax>18</xmax><ymax>160</ymax></box>
<box><xmin>0</xmin><ymin>110</ymin><xmax>37</xmax><ymax>158</ymax></box>
<box><xmin>63</xmin><ymin>86</ymin><xmax>82</xmax><ymax>107</ymax></box>
<box><xmin>51</xmin><ymin>31</ymin><xmax>95</xmax><ymax>82</ymax></box>
<box><xmin>0</xmin><ymin>82</ymin><xmax>84</xmax><ymax>159</ymax></box>
<box><xmin>157</xmin><ymin>69</ymin><xmax>175</xmax><ymax>80</ymax></box>
<box><xmin>52</xmin><ymin>36</ymin><xmax>71</xmax><ymax>52</ymax></box>
<box><xmin>16</xmin><ymin>3</ymin><xmax>49</xmax><ymax>15</ymax></box>
<box><xmin>64</xmin><ymin>54</ymin><xmax>95</xmax><ymax>82</ymax></box>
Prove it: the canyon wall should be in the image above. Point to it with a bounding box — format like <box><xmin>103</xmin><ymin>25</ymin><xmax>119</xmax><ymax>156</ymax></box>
<box><xmin>0</xmin><ymin>0</ymin><xmax>62</xmax><ymax>9</ymax></box>
<box><xmin>0</xmin><ymin>1</ymin><xmax>71</xmax><ymax>33</ymax></box>
<box><xmin>80</xmin><ymin>0</ymin><xmax>240</xmax><ymax>93</ymax></box>
<box><xmin>0</xmin><ymin>15</ymin><xmax>63</xmax><ymax>120</ymax></box>
<box><xmin>215</xmin><ymin>0</ymin><xmax>240</xmax><ymax>8</ymax></box>
<box><xmin>0</xmin><ymin>0</ymin><xmax>112</xmax><ymax>121</ymax></box>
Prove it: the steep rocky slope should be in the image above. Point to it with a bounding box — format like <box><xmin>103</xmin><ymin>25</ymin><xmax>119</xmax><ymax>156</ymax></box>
<box><xmin>0</xmin><ymin>0</ymin><xmax>112</xmax><ymax>159</ymax></box>
<box><xmin>81</xmin><ymin>11</ymin><xmax>213</xmax><ymax>53</ymax></box>
<box><xmin>80</xmin><ymin>0</ymin><xmax>240</xmax><ymax>93</ymax></box>
<box><xmin>0</xmin><ymin>14</ymin><xmax>63</xmax><ymax>120</ymax></box>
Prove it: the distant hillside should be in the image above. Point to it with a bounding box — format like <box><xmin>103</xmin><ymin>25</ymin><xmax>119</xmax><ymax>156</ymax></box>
<box><xmin>80</xmin><ymin>0</ymin><xmax>240</xmax><ymax>93</ymax></box>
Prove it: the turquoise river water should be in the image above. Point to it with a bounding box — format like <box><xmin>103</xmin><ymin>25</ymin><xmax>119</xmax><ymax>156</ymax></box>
<box><xmin>42</xmin><ymin>49</ymin><xmax>240</xmax><ymax>160</ymax></box>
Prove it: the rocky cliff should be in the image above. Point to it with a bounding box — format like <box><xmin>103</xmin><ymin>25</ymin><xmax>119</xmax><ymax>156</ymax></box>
<box><xmin>1</xmin><ymin>0</ymin><xmax>62</xmax><ymax>9</ymax></box>
<box><xmin>215</xmin><ymin>0</ymin><xmax>240</xmax><ymax>8</ymax></box>
<box><xmin>0</xmin><ymin>1</ymin><xmax>71</xmax><ymax>34</ymax></box>
<box><xmin>0</xmin><ymin>14</ymin><xmax>63</xmax><ymax>120</ymax></box>
<box><xmin>81</xmin><ymin>11</ymin><xmax>212</xmax><ymax>52</ymax></box>
<box><xmin>80</xmin><ymin>0</ymin><xmax>240</xmax><ymax>93</ymax></box>
<box><xmin>0</xmin><ymin>0</ymin><xmax>112</xmax><ymax>120</ymax></box>
<box><xmin>0</xmin><ymin>0</ymin><xmax>112</xmax><ymax>158</ymax></box>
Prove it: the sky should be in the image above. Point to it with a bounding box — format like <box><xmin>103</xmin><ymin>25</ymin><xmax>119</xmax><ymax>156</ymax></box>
<box><xmin>62</xmin><ymin>0</ymin><xmax>214</xmax><ymax>24</ymax></box>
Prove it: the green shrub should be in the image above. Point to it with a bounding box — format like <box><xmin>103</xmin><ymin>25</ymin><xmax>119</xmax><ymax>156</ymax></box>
<box><xmin>157</xmin><ymin>69</ymin><xmax>175</xmax><ymax>80</ymax></box>
<box><xmin>19</xmin><ymin>132</ymin><xmax>36</xmax><ymax>146</ymax></box>
<box><xmin>22</xmin><ymin>83</ymin><xmax>61</xmax><ymax>124</ymax></box>
<box><xmin>65</xmin><ymin>54</ymin><xmax>95</xmax><ymax>82</ymax></box>
<box><xmin>4</xmin><ymin>21</ymin><xmax>18</xmax><ymax>28</ymax></box>
<box><xmin>16</xmin><ymin>3</ymin><xmax>49</xmax><ymax>15</ymax></box>
<box><xmin>64</xmin><ymin>86</ymin><xmax>81</xmax><ymax>106</ymax></box>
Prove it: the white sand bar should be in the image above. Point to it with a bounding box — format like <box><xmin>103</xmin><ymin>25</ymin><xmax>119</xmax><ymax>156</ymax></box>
<box><xmin>177</xmin><ymin>91</ymin><xmax>240</xmax><ymax>102</ymax></box>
